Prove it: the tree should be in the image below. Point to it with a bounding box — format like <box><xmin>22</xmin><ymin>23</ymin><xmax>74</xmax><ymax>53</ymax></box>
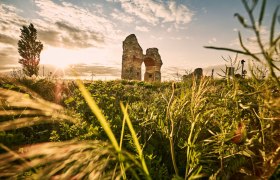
<box><xmin>18</xmin><ymin>23</ymin><xmax>43</xmax><ymax>77</ymax></box>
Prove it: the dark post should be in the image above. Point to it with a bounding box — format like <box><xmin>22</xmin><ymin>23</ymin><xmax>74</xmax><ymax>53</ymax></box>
<box><xmin>241</xmin><ymin>60</ymin><xmax>245</xmax><ymax>78</ymax></box>
<box><xmin>226</xmin><ymin>67</ymin><xmax>235</xmax><ymax>78</ymax></box>
<box><xmin>91</xmin><ymin>72</ymin><xmax>95</xmax><ymax>81</ymax></box>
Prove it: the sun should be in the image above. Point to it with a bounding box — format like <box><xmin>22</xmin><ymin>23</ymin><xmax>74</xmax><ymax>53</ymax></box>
<box><xmin>40</xmin><ymin>47</ymin><xmax>76</xmax><ymax>69</ymax></box>
<box><xmin>40</xmin><ymin>46</ymin><xmax>111</xmax><ymax>72</ymax></box>
<box><xmin>53</xmin><ymin>60</ymin><xmax>69</xmax><ymax>69</ymax></box>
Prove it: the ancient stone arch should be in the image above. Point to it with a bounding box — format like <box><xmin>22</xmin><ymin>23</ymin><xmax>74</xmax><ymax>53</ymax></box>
<box><xmin>121</xmin><ymin>34</ymin><xmax>163</xmax><ymax>82</ymax></box>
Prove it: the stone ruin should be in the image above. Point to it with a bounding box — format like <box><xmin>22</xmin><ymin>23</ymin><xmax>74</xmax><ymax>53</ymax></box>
<box><xmin>182</xmin><ymin>68</ymin><xmax>203</xmax><ymax>80</ymax></box>
<box><xmin>121</xmin><ymin>34</ymin><xmax>163</xmax><ymax>82</ymax></box>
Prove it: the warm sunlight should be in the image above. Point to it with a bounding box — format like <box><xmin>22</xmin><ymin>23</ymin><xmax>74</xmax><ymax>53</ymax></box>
<box><xmin>40</xmin><ymin>46</ymin><xmax>119</xmax><ymax>69</ymax></box>
<box><xmin>0</xmin><ymin>0</ymin><xmax>279</xmax><ymax>179</ymax></box>
<box><xmin>41</xmin><ymin>47</ymin><xmax>78</xmax><ymax>69</ymax></box>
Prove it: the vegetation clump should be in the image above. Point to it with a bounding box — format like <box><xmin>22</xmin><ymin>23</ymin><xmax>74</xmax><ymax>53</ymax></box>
<box><xmin>0</xmin><ymin>77</ymin><xmax>279</xmax><ymax>179</ymax></box>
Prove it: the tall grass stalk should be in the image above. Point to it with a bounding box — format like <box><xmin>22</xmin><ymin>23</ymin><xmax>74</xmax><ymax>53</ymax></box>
<box><xmin>120</xmin><ymin>103</ymin><xmax>151</xmax><ymax>179</ymax></box>
<box><xmin>0</xmin><ymin>143</ymin><xmax>34</xmax><ymax>172</ymax></box>
<box><xmin>0</xmin><ymin>87</ymin><xmax>75</xmax><ymax>131</ymax></box>
<box><xmin>76</xmin><ymin>79</ymin><xmax>121</xmax><ymax>152</ymax></box>
<box><xmin>185</xmin><ymin>78</ymin><xmax>210</xmax><ymax>180</ymax></box>
<box><xmin>119</xmin><ymin>105</ymin><xmax>128</xmax><ymax>180</ymax></box>
<box><xmin>0</xmin><ymin>79</ymin><xmax>152</xmax><ymax>179</ymax></box>
<box><xmin>166</xmin><ymin>83</ymin><xmax>179</xmax><ymax>176</ymax></box>
<box><xmin>76</xmin><ymin>79</ymin><xmax>130</xmax><ymax>179</ymax></box>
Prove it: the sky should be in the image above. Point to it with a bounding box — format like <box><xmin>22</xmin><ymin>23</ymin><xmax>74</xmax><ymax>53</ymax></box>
<box><xmin>0</xmin><ymin>0</ymin><xmax>279</xmax><ymax>80</ymax></box>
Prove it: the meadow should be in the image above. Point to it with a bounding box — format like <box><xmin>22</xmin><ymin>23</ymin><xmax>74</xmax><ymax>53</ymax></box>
<box><xmin>0</xmin><ymin>0</ymin><xmax>279</xmax><ymax>179</ymax></box>
<box><xmin>0</xmin><ymin>75</ymin><xmax>279</xmax><ymax>179</ymax></box>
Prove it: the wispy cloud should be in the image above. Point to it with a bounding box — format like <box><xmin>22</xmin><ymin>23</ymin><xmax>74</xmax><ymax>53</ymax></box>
<box><xmin>34</xmin><ymin>0</ymin><xmax>120</xmax><ymax>46</ymax></box>
<box><xmin>0</xmin><ymin>1</ymin><xmax>122</xmax><ymax>49</ymax></box>
<box><xmin>208</xmin><ymin>37</ymin><xmax>217</xmax><ymax>44</ymax></box>
<box><xmin>135</xmin><ymin>26</ymin><xmax>149</xmax><ymax>32</ymax></box>
<box><xmin>0</xmin><ymin>1</ymin><xmax>124</xmax><ymax>75</ymax></box>
<box><xmin>0</xmin><ymin>4</ymin><xmax>27</xmax><ymax>45</ymax></box>
<box><xmin>112</xmin><ymin>0</ymin><xmax>193</xmax><ymax>28</ymax></box>
<box><xmin>0</xmin><ymin>34</ymin><xmax>18</xmax><ymax>46</ymax></box>
<box><xmin>202</xmin><ymin>7</ymin><xmax>207</xmax><ymax>14</ymax></box>
<box><xmin>0</xmin><ymin>44</ymin><xmax>19</xmax><ymax>70</ymax></box>
<box><xmin>70</xmin><ymin>64</ymin><xmax>120</xmax><ymax>77</ymax></box>
<box><xmin>229</xmin><ymin>25</ymin><xmax>270</xmax><ymax>53</ymax></box>
<box><xmin>0</xmin><ymin>4</ymin><xmax>26</xmax><ymax>71</ymax></box>
<box><xmin>150</xmin><ymin>35</ymin><xmax>163</xmax><ymax>41</ymax></box>
<box><xmin>111</xmin><ymin>8</ymin><xmax>135</xmax><ymax>23</ymax></box>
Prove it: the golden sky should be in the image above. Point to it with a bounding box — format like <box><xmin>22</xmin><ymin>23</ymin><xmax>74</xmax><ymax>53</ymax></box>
<box><xmin>0</xmin><ymin>0</ymin><xmax>279</xmax><ymax>80</ymax></box>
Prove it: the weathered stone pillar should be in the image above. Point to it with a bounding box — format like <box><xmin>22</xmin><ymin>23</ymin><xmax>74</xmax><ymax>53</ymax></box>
<box><xmin>122</xmin><ymin>34</ymin><xmax>143</xmax><ymax>80</ymax></box>
<box><xmin>121</xmin><ymin>34</ymin><xmax>163</xmax><ymax>82</ymax></box>
<box><xmin>144</xmin><ymin>48</ymin><xmax>163</xmax><ymax>82</ymax></box>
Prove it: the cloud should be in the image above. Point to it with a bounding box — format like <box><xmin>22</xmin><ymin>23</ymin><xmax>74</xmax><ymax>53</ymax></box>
<box><xmin>150</xmin><ymin>35</ymin><xmax>163</xmax><ymax>41</ymax></box>
<box><xmin>161</xmin><ymin>66</ymin><xmax>186</xmax><ymax>81</ymax></box>
<box><xmin>38</xmin><ymin>29</ymin><xmax>61</xmax><ymax>47</ymax></box>
<box><xmin>167</xmin><ymin>26</ymin><xmax>173</xmax><ymax>32</ymax></box>
<box><xmin>0</xmin><ymin>45</ymin><xmax>19</xmax><ymax>72</ymax></box>
<box><xmin>208</xmin><ymin>37</ymin><xmax>217</xmax><ymax>44</ymax></box>
<box><xmin>111</xmin><ymin>8</ymin><xmax>135</xmax><ymax>23</ymax></box>
<box><xmin>202</xmin><ymin>7</ymin><xmax>207</xmax><ymax>14</ymax></box>
<box><xmin>0</xmin><ymin>2</ymin><xmax>110</xmax><ymax>50</ymax></box>
<box><xmin>70</xmin><ymin>64</ymin><xmax>120</xmax><ymax>77</ymax></box>
<box><xmin>0</xmin><ymin>34</ymin><xmax>18</xmax><ymax>46</ymax></box>
<box><xmin>229</xmin><ymin>38</ymin><xmax>239</xmax><ymax>47</ymax></box>
<box><xmin>169</xmin><ymin>36</ymin><xmax>183</xmax><ymax>40</ymax></box>
<box><xmin>45</xmin><ymin>64</ymin><xmax>121</xmax><ymax>78</ymax></box>
<box><xmin>114</xmin><ymin>0</ymin><xmax>193</xmax><ymax>28</ymax></box>
<box><xmin>34</xmin><ymin>0</ymin><xmax>119</xmax><ymax>46</ymax></box>
<box><xmin>0</xmin><ymin>4</ymin><xmax>24</xmax><ymax>72</ymax></box>
<box><xmin>37</xmin><ymin>21</ymin><xmax>104</xmax><ymax>49</ymax></box>
<box><xmin>54</xmin><ymin>21</ymin><xmax>104</xmax><ymax>48</ymax></box>
<box><xmin>0</xmin><ymin>1</ymin><xmax>123</xmax><ymax>75</ymax></box>
<box><xmin>135</xmin><ymin>26</ymin><xmax>149</xmax><ymax>32</ymax></box>
<box><xmin>1</xmin><ymin>63</ymin><xmax>121</xmax><ymax>79</ymax></box>
<box><xmin>0</xmin><ymin>4</ymin><xmax>27</xmax><ymax>46</ymax></box>
<box><xmin>229</xmin><ymin>25</ymin><xmax>270</xmax><ymax>53</ymax></box>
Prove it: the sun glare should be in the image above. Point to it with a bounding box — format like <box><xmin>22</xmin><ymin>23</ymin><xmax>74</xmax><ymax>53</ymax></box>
<box><xmin>41</xmin><ymin>47</ymin><xmax>79</xmax><ymax>69</ymax></box>
<box><xmin>54</xmin><ymin>61</ymin><xmax>69</xmax><ymax>69</ymax></box>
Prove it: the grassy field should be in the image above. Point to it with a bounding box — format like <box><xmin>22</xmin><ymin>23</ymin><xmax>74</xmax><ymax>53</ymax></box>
<box><xmin>0</xmin><ymin>0</ymin><xmax>279</xmax><ymax>178</ymax></box>
<box><xmin>0</xmin><ymin>76</ymin><xmax>279</xmax><ymax>179</ymax></box>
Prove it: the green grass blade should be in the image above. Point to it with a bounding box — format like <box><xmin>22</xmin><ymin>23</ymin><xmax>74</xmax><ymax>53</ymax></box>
<box><xmin>204</xmin><ymin>46</ymin><xmax>248</xmax><ymax>55</ymax></box>
<box><xmin>76</xmin><ymin>79</ymin><xmax>120</xmax><ymax>152</ymax></box>
<box><xmin>270</xmin><ymin>5</ymin><xmax>280</xmax><ymax>46</ymax></box>
<box><xmin>234</xmin><ymin>13</ymin><xmax>251</xmax><ymax>28</ymax></box>
<box><xmin>238</xmin><ymin>31</ymin><xmax>261</xmax><ymax>62</ymax></box>
<box><xmin>120</xmin><ymin>105</ymin><xmax>127</xmax><ymax>149</ymax></box>
<box><xmin>258</xmin><ymin>0</ymin><xmax>266</xmax><ymax>26</ymax></box>
<box><xmin>120</xmin><ymin>103</ymin><xmax>150</xmax><ymax>178</ymax></box>
<box><xmin>119</xmin><ymin>105</ymin><xmax>128</xmax><ymax>179</ymax></box>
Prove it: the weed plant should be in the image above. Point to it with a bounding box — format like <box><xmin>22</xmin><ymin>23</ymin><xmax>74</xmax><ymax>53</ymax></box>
<box><xmin>0</xmin><ymin>75</ymin><xmax>279</xmax><ymax>179</ymax></box>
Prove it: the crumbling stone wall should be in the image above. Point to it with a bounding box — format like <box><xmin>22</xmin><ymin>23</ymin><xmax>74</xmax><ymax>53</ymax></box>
<box><xmin>121</xmin><ymin>34</ymin><xmax>162</xmax><ymax>82</ymax></box>
<box><xmin>144</xmin><ymin>48</ymin><xmax>162</xmax><ymax>82</ymax></box>
<box><xmin>182</xmin><ymin>68</ymin><xmax>203</xmax><ymax>80</ymax></box>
